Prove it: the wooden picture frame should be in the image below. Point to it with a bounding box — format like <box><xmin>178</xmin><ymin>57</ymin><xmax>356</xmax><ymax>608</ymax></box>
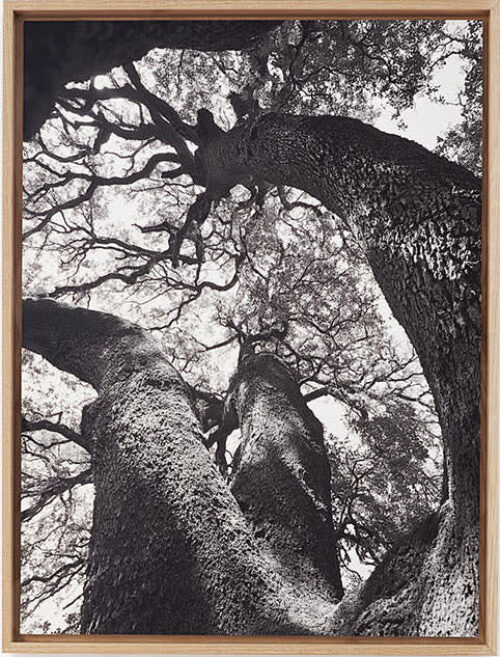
<box><xmin>3</xmin><ymin>1</ymin><xmax>499</xmax><ymax>653</ymax></box>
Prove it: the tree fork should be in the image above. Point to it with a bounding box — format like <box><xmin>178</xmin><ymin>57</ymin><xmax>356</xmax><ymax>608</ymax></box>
<box><xmin>22</xmin><ymin>299</ymin><xmax>340</xmax><ymax>635</ymax></box>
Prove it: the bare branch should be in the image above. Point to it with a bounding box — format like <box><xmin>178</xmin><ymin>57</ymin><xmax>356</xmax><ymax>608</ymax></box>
<box><xmin>22</xmin><ymin>468</ymin><xmax>92</xmax><ymax>523</ymax></box>
<box><xmin>22</xmin><ymin>415</ymin><xmax>91</xmax><ymax>453</ymax></box>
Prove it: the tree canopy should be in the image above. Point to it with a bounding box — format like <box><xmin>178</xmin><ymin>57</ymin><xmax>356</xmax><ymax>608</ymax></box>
<box><xmin>21</xmin><ymin>19</ymin><xmax>481</xmax><ymax>633</ymax></box>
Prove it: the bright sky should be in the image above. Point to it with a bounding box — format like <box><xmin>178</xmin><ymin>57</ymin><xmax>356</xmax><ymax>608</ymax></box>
<box><xmin>375</xmin><ymin>19</ymin><xmax>471</xmax><ymax>149</ymax></box>
<box><xmin>375</xmin><ymin>54</ymin><xmax>463</xmax><ymax>149</ymax></box>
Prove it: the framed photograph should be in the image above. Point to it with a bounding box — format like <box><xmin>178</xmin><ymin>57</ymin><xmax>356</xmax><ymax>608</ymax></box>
<box><xmin>3</xmin><ymin>1</ymin><xmax>499</xmax><ymax>653</ymax></box>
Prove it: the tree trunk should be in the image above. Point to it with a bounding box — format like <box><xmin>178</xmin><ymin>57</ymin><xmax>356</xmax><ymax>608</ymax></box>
<box><xmin>22</xmin><ymin>299</ymin><xmax>339</xmax><ymax>635</ymax></box>
<box><xmin>197</xmin><ymin>113</ymin><xmax>481</xmax><ymax>635</ymax></box>
<box><xmin>228</xmin><ymin>353</ymin><xmax>344</xmax><ymax>601</ymax></box>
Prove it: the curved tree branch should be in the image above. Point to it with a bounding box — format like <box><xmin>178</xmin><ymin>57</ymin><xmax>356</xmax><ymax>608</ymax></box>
<box><xmin>22</xmin><ymin>415</ymin><xmax>91</xmax><ymax>453</ymax></box>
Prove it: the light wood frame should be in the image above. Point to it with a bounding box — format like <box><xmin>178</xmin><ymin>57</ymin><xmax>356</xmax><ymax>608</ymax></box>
<box><xmin>3</xmin><ymin>1</ymin><xmax>499</xmax><ymax>653</ymax></box>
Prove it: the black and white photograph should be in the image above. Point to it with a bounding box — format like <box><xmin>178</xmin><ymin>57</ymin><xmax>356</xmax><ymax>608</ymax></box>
<box><xmin>20</xmin><ymin>19</ymin><xmax>482</xmax><ymax>637</ymax></box>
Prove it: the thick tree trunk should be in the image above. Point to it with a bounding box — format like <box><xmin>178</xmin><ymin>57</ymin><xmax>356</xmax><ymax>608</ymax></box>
<box><xmin>23</xmin><ymin>21</ymin><xmax>280</xmax><ymax>139</ymax></box>
<box><xmin>22</xmin><ymin>299</ymin><xmax>339</xmax><ymax>635</ymax></box>
<box><xmin>337</xmin><ymin>509</ymin><xmax>478</xmax><ymax>637</ymax></box>
<box><xmin>228</xmin><ymin>354</ymin><xmax>344</xmax><ymax>601</ymax></box>
<box><xmin>197</xmin><ymin>114</ymin><xmax>481</xmax><ymax>635</ymax></box>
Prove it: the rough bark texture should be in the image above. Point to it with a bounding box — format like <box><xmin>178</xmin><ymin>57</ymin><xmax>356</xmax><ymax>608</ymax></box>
<box><xmin>23</xmin><ymin>299</ymin><xmax>340</xmax><ymax>635</ymax></box>
<box><xmin>23</xmin><ymin>21</ymin><xmax>280</xmax><ymax>139</ymax></box>
<box><xmin>196</xmin><ymin>114</ymin><xmax>481</xmax><ymax>636</ymax></box>
<box><xmin>228</xmin><ymin>354</ymin><xmax>344</xmax><ymax>601</ymax></box>
<box><xmin>22</xmin><ymin>22</ymin><xmax>482</xmax><ymax>626</ymax></box>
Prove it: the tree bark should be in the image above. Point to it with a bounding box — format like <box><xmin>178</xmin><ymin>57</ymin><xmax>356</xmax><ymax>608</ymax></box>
<box><xmin>228</xmin><ymin>353</ymin><xmax>344</xmax><ymax>601</ymax></box>
<box><xmin>196</xmin><ymin>113</ymin><xmax>481</xmax><ymax>636</ymax></box>
<box><xmin>22</xmin><ymin>299</ymin><xmax>339</xmax><ymax>635</ymax></box>
<box><xmin>23</xmin><ymin>21</ymin><xmax>280</xmax><ymax>139</ymax></box>
<box><xmin>339</xmin><ymin>507</ymin><xmax>478</xmax><ymax>637</ymax></box>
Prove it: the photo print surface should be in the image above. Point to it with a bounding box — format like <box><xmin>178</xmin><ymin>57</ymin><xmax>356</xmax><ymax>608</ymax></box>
<box><xmin>21</xmin><ymin>19</ymin><xmax>482</xmax><ymax>636</ymax></box>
